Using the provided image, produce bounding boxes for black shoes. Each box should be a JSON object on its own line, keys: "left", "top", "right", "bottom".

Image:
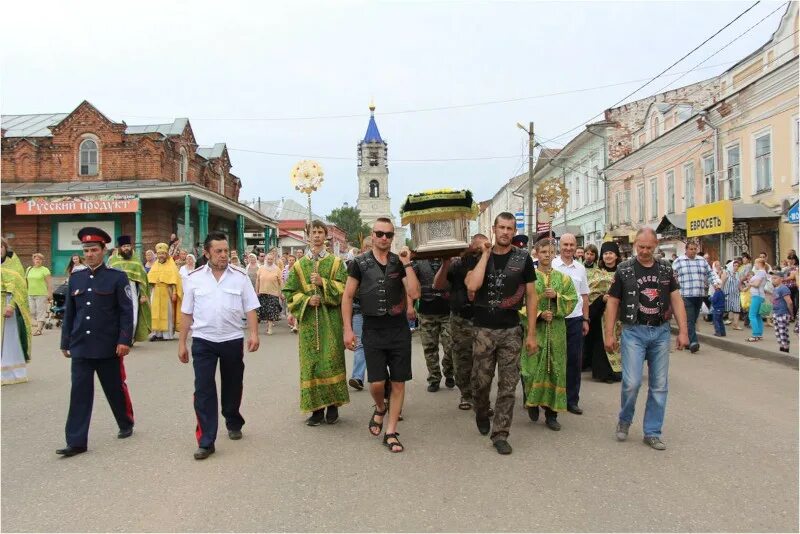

{"left": 567, "top": 404, "right": 583, "bottom": 415}
{"left": 427, "top": 382, "right": 440, "bottom": 392}
{"left": 527, "top": 407, "right": 540, "bottom": 422}
{"left": 689, "top": 343, "right": 700, "bottom": 353}
{"left": 56, "top": 446, "right": 87, "bottom": 457}
{"left": 476, "top": 415, "right": 490, "bottom": 436}
{"left": 228, "top": 429, "right": 243, "bottom": 440}
{"left": 193, "top": 445, "right": 215, "bottom": 460}
{"left": 348, "top": 378, "right": 364, "bottom": 390}
{"left": 117, "top": 427, "right": 134, "bottom": 439}
{"left": 306, "top": 409, "right": 325, "bottom": 426}
{"left": 493, "top": 439, "right": 512, "bottom": 455}
{"left": 444, "top": 377, "right": 455, "bottom": 389}
{"left": 545, "top": 418, "right": 562, "bottom": 431}
{"left": 326, "top": 405, "right": 339, "bottom": 425}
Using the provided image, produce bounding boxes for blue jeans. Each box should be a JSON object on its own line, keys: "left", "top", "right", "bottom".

{"left": 619, "top": 323, "right": 670, "bottom": 438}
{"left": 712, "top": 310, "right": 726, "bottom": 336}
{"left": 682, "top": 296, "right": 703, "bottom": 346}
{"left": 351, "top": 313, "right": 366, "bottom": 382}
{"left": 749, "top": 295, "right": 764, "bottom": 337}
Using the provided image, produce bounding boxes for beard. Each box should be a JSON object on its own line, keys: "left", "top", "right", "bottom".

{"left": 120, "top": 250, "right": 133, "bottom": 260}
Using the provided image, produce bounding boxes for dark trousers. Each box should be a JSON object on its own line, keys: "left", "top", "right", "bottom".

{"left": 565, "top": 317, "right": 584, "bottom": 407}
{"left": 683, "top": 296, "right": 704, "bottom": 345}
{"left": 65, "top": 357, "right": 134, "bottom": 447}
{"left": 712, "top": 310, "right": 726, "bottom": 336}
{"left": 192, "top": 337, "right": 245, "bottom": 448}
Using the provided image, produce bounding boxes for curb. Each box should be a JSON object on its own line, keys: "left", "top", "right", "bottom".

{"left": 670, "top": 325, "right": 798, "bottom": 369}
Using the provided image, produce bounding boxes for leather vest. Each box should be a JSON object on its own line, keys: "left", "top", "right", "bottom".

{"left": 416, "top": 259, "right": 448, "bottom": 302}
{"left": 474, "top": 247, "right": 528, "bottom": 311}
{"left": 356, "top": 251, "right": 406, "bottom": 317}
{"left": 617, "top": 258, "right": 674, "bottom": 325}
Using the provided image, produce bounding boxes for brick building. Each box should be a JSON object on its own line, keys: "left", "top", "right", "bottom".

{"left": 1, "top": 101, "right": 277, "bottom": 274}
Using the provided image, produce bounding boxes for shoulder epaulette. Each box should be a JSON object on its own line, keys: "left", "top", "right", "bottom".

{"left": 228, "top": 265, "right": 246, "bottom": 275}
{"left": 188, "top": 266, "right": 204, "bottom": 276}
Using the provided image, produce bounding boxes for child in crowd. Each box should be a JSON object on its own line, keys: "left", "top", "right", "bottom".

{"left": 711, "top": 284, "right": 727, "bottom": 337}
{"left": 770, "top": 272, "right": 794, "bottom": 353}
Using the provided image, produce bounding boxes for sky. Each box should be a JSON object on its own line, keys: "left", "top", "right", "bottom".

{"left": 1, "top": 1, "right": 789, "bottom": 220}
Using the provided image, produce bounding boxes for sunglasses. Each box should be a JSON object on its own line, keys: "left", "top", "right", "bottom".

{"left": 374, "top": 231, "right": 395, "bottom": 239}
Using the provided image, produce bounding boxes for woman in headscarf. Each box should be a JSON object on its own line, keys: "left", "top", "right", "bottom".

{"left": 246, "top": 253, "right": 259, "bottom": 289}
{"left": 256, "top": 252, "right": 283, "bottom": 335}
{"left": 722, "top": 257, "right": 743, "bottom": 330}
{"left": 178, "top": 254, "right": 196, "bottom": 281}
{"left": 585, "top": 241, "right": 622, "bottom": 383}
{"left": 143, "top": 249, "right": 156, "bottom": 273}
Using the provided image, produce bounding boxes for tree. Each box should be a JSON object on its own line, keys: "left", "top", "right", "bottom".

{"left": 327, "top": 205, "right": 372, "bottom": 247}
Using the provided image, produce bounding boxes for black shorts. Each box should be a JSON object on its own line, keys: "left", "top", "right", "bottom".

{"left": 363, "top": 324, "right": 412, "bottom": 383}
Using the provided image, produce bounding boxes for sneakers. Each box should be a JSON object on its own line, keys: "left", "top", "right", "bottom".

{"left": 493, "top": 439, "right": 513, "bottom": 455}
{"left": 348, "top": 378, "right": 364, "bottom": 390}
{"left": 643, "top": 436, "right": 667, "bottom": 450}
{"left": 615, "top": 421, "right": 630, "bottom": 441}
{"left": 427, "top": 382, "right": 440, "bottom": 393}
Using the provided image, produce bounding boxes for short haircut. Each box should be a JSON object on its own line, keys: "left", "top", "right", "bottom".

{"left": 494, "top": 212, "right": 515, "bottom": 226}
{"left": 310, "top": 219, "right": 328, "bottom": 236}
{"left": 32, "top": 252, "right": 45, "bottom": 260}
{"left": 636, "top": 227, "right": 657, "bottom": 240}
{"left": 204, "top": 231, "right": 228, "bottom": 251}
{"left": 374, "top": 217, "right": 394, "bottom": 229}
{"left": 741, "top": 252, "right": 751, "bottom": 260}
{"left": 535, "top": 238, "right": 556, "bottom": 250}
{"left": 471, "top": 233, "right": 488, "bottom": 240}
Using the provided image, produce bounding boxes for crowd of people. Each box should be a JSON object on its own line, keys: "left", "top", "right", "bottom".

{"left": 0, "top": 219, "right": 797, "bottom": 459}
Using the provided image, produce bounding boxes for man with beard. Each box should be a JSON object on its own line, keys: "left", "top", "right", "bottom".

{"left": 108, "top": 236, "right": 152, "bottom": 344}
{"left": 465, "top": 212, "right": 538, "bottom": 455}
{"left": 433, "top": 233, "right": 488, "bottom": 411}
{"left": 148, "top": 243, "right": 182, "bottom": 341}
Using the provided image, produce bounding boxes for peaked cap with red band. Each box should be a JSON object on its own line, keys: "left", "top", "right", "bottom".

{"left": 77, "top": 226, "right": 112, "bottom": 248}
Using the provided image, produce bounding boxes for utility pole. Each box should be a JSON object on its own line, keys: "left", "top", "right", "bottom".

{"left": 517, "top": 121, "right": 535, "bottom": 252}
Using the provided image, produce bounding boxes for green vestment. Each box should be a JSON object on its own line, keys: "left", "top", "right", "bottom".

{"left": 108, "top": 256, "right": 153, "bottom": 342}
{"left": 283, "top": 253, "right": 350, "bottom": 413}
{"left": 1, "top": 264, "right": 32, "bottom": 363}
{"left": 520, "top": 269, "right": 577, "bottom": 411}
{"left": 587, "top": 267, "right": 622, "bottom": 373}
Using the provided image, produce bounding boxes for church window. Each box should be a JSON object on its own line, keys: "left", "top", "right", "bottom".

{"left": 369, "top": 180, "right": 380, "bottom": 198}
{"left": 79, "top": 138, "right": 98, "bottom": 176}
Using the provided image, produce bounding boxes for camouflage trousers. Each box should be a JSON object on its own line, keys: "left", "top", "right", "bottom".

{"left": 471, "top": 325, "right": 523, "bottom": 441}
{"left": 450, "top": 314, "right": 475, "bottom": 400}
{"left": 418, "top": 313, "right": 453, "bottom": 384}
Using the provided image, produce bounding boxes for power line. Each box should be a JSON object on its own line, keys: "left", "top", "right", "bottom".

{"left": 535, "top": 1, "right": 765, "bottom": 146}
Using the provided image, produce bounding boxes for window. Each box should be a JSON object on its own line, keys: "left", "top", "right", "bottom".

{"left": 703, "top": 155, "right": 716, "bottom": 203}
{"left": 637, "top": 184, "right": 645, "bottom": 223}
{"left": 683, "top": 163, "right": 695, "bottom": 209}
{"left": 583, "top": 173, "right": 589, "bottom": 206}
{"left": 666, "top": 170, "right": 675, "bottom": 214}
{"left": 575, "top": 176, "right": 581, "bottom": 208}
{"left": 179, "top": 148, "right": 188, "bottom": 182}
{"left": 624, "top": 190, "right": 631, "bottom": 223}
{"left": 650, "top": 115, "right": 660, "bottom": 140}
{"left": 726, "top": 145, "right": 741, "bottom": 199}
{"left": 79, "top": 139, "right": 98, "bottom": 176}
{"left": 218, "top": 169, "right": 225, "bottom": 195}
{"left": 369, "top": 180, "right": 379, "bottom": 198}
{"left": 649, "top": 177, "right": 658, "bottom": 220}
{"left": 638, "top": 133, "right": 646, "bottom": 146}
{"left": 754, "top": 132, "right": 772, "bottom": 193}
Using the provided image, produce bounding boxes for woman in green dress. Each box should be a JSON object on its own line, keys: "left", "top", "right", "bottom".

{"left": 520, "top": 238, "right": 577, "bottom": 431}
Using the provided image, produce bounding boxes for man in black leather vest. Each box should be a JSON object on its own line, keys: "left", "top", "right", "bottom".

{"left": 411, "top": 257, "right": 454, "bottom": 392}
{"left": 342, "top": 218, "right": 420, "bottom": 453}
{"left": 605, "top": 228, "right": 688, "bottom": 451}
{"left": 465, "top": 212, "right": 538, "bottom": 455}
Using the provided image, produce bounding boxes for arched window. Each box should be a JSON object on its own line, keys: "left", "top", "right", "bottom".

{"left": 369, "top": 180, "right": 379, "bottom": 198}
{"left": 649, "top": 115, "right": 660, "bottom": 140}
{"left": 179, "top": 148, "right": 188, "bottom": 182}
{"left": 79, "top": 139, "right": 98, "bottom": 176}
{"left": 218, "top": 169, "right": 225, "bottom": 195}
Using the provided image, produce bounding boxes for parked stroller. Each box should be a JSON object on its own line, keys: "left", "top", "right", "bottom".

{"left": 46, "top": 281, "right": 69, "bottom": 329}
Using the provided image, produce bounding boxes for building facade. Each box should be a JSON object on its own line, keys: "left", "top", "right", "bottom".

{"left": 1, "top": 101, "right": 276, "bottom": 274}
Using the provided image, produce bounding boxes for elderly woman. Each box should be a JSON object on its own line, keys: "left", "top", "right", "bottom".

{"left": 256, "top": 252, "right": 283, "bottom": 335}
{"left": 178, "top": 254, "right": 196, "bottom": 281}
{"left": 722, "top": 258, "right": 742, "bottom": 330}
{"left": 246, "top": 253, "right": 259, "bottom": 289}
{"left": 585, "top": 242, "right": 622, "bottom": 383}
{"left": 144, "top": 249, "right": 156, "bottom": 273}
{"left": 26, "top": 253, "right": 52, "bottom": 336}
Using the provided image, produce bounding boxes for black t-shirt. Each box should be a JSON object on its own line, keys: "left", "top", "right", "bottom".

{"left": 447, "top": 258, "right": 473, "bottom": 319}
{"left": 414, "top": 260, "right": 450, "bottom": 316}
{"left": 465, "top": 249, "right": 537, "bottom": 329}
{"left": 348, "top": 256, "right": 407, "bottom": 330}
{"left": 608, "top": 259, "right": 680, "bottom": 324}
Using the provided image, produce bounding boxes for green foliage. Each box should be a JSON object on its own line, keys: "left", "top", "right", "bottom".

{"left": 327, "top": 205, "right": 372, "bottom": 247}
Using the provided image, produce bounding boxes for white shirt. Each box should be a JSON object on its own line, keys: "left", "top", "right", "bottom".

{"left": 181, "top": 264, "right": 260, "bottom": 342}
{"left": 552, "top": 256, "right": 589, "bottom": 319}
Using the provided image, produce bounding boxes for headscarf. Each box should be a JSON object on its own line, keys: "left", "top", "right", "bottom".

{"left": 599, "top": 241, "right": 621, "bottom": 272}
{"left": 155, "top": 242, "right": 169, "bottom": 254}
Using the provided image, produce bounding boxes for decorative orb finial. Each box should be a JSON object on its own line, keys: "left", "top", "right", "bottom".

{"left": 369, "top": 98, "right": 376, "bottom": 113}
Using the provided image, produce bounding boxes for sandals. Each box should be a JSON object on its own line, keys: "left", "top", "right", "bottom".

{"left": 369, "top": 406, "right": 386, "bottom": 436}
{"left": 458, "top": 398, "right": 473, "bottom": 410}
{"left": 745, "top": 336, "right": 762, "bottom": 342}
{"left": 383, "top": 432, "right": 404, "bottom": 453}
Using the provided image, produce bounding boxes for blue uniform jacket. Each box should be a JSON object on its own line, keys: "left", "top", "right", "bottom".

{"left": 60, "top": 263, "right": 134, "bottom": 359}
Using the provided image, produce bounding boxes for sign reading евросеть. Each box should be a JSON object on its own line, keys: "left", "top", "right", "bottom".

{"left": 686, "top": 200, "right": 733, "bottom": 237}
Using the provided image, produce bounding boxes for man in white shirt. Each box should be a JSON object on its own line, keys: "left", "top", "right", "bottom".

{"left": 178, "top": 231, "right": 260, "bottom": 460}
{"left": 552, "top": 233, "right": 590, "bottom": 414}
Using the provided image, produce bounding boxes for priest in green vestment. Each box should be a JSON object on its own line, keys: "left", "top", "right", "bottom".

{"left": 283, "top": 220, "right": 350, "bottom": 426}
{"left": 520, "top": 238, "right": 577, "bottom": 430}
{"left": 1, "top": 242, "right": 32, "bottom": 385}
{"left": 108, "top": 236, "right": 152, "bottom": 343}
{"left": 1, "top": 238, "right": 25, "bottom": 279}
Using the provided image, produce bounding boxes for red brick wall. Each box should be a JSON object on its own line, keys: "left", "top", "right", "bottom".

{"left": 2, "top": 206, "right": 53, "bottom": 269}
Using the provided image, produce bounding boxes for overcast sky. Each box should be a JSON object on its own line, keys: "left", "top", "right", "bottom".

{"left": 1, "top": 1, "right": 788, "bottom": 219}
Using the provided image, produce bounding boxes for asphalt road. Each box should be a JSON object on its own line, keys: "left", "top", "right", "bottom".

{"left": 2, "top": 323, "right": 797, "bottom": 532}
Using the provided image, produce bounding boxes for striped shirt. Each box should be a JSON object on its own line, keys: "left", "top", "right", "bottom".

{"left": 673, "top": 255, "right": 720, "bottom": 298}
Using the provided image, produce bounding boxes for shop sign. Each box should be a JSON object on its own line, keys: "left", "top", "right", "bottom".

{"left": 686, "top": 200, "right": 733, "bottom": 237}
{"left": 16, "top": 194, "right": 139, "bottom": 215}
{"left": 787, "top": 201, "right": 799, "bottom": 224}
{"left": 536, "top": 221, "right": 552, "bottom": 232}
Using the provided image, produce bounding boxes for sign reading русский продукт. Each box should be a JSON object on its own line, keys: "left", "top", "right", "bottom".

{"left": 15, "top": 195, "right": 139, "bottom": 215}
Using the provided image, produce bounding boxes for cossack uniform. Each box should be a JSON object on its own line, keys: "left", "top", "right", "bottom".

{"left": 58, "top": 227, "right": 135, "bottom": 457}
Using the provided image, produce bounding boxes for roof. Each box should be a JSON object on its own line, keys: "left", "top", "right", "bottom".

{"left": 656, "top": 204, "right": 779, "bottom": 232}
{"left": 533, "top": 147, "right": 561, "bottom": 174}
{"left": 363, "top": 113, "right": 383, "bottom": 144}
{"left": 196, "top": 143, "right": 227, "bottom": 160}
{"left": 255, "top": 198, "right": 329, "bottom": 223}
{"left": 1, "top": 113, "right": 69, "bottom": 137}
{"left": 125, "top": 118, "right": 188, "bottom": 136}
